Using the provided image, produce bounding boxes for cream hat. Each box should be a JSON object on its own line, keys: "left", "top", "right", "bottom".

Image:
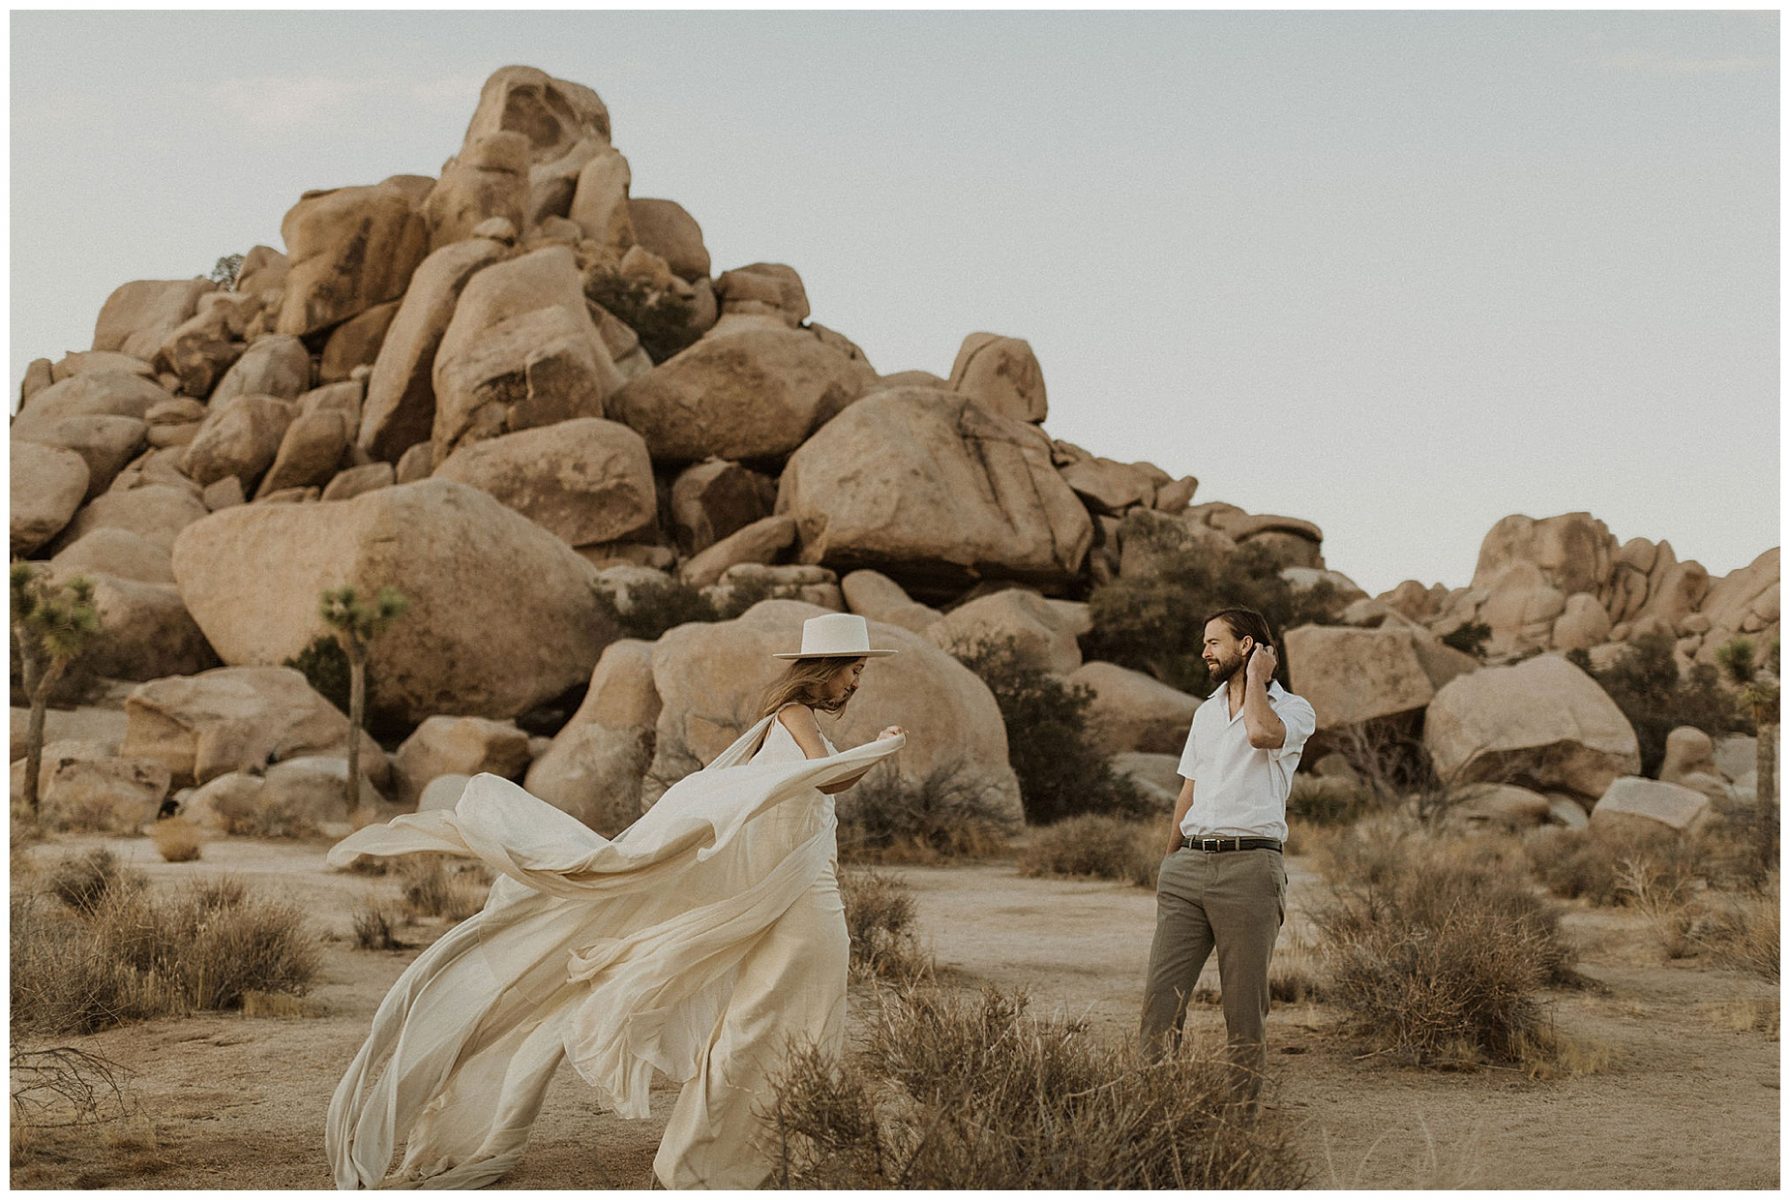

{"left": 772, "top": 613, "right": 898, "bottom": 660}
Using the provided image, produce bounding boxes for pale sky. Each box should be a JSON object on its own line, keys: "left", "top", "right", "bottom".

{"left": 10, "top": 10, "right": 1780, "bottom": 596}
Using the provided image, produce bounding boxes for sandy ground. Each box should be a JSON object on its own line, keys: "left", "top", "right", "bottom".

{"left": 10, "top": 835, "right": 1780, "bottom": 1189}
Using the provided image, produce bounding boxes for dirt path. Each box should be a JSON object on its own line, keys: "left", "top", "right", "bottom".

{"left": 11, "top": 837, "right": 1779, "bottom": 1189}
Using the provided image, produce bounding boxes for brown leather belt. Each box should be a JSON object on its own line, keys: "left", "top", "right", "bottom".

{"left": 1181, "top": 836, "right": 1282, "bottom": 853}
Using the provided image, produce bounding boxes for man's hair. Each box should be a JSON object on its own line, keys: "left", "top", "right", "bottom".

{"left": 1206, "top": 606, "right": 1275, "bottom": 650}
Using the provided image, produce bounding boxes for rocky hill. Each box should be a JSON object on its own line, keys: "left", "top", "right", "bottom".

{"left": 10, "top": 66, "right": 1778, "bottom": 839}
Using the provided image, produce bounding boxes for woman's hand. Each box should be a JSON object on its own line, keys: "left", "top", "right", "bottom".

{"left": 876, "top": 725, "right": 907, "bottom": 741}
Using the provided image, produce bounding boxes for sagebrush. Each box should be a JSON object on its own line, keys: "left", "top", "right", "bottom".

{"left": 1018, "top": 813, "right": 1163, "bottom": 887}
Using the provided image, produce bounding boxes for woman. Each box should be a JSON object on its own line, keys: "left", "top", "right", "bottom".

{"left": 325, "top": 613, "right": 905, "bottom": 1189}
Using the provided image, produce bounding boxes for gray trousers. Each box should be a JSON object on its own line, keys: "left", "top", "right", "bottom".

{"left": 1138, "top": 847, "right": 1287, "bottom": 1100}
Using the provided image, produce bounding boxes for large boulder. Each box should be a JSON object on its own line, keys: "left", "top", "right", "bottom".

{"left": 1067, "top": 662, "right": 1200, "bottom": 756}
{"left": 840, "top": 570, "right": 942, "bottom": 634}
{"left": 11, "top": 441, "right": 89, "bottom": 554}
{"left": 320, "top": 301, "right": 400, "bottom": 384}
{"left": 1693, "top": 548, "right": 1780, "bottom": 667}
{"left": 679, "top": 515, "right": 797, "bottom": 589}
{"left": 1059, "top": 457, "right": 1156, "bottom": 515}
{"left": 1590, "top": 776, "right": 1714, "bottom": 838}
{"left": 643, "top": 599, "right": 1023, "bottom": 827}
{"left": 562, "top": 638, "right": 662, "bottom": 735}
{"left": 12, "top": 371, "right": 173, "bottom": 435}
{"left": 209, "top": 335, "right": 311, "bottom": 405}
{"left": 608, "top": 326, "right": 868, "bottom": 463}
{"left": 51, "top": 528, "right": 175, "bottom": 585}
{"left": 49, "top": 569, "right": 217, "bottom": 681}
{"left": 423, "top": 131, "right": 529, "bottom": 250}
{"left": 668, "top": 458, "right": 775, "bottom": 557}
{"left": 1472, "top": 512, "right": 1618, "bottom": 603}
{"left": 432, "top": 417, "right": 654, "bottom": 547}
{"left": 13, "top": 415, "right": 147, "bottom": 500}
{"left": 179, "top": 394, "right": 297, "bottom": 490}
{"left": 627, "top": 199, "right": 710, "bottom": 282}
{"left": 1449, "top": 783, "right": 1554, "bottom": 831}
{"left": 155, "top": 304, "right": 245, "bottom": 398}
{"left": 360, "top": 237, "right": 509, "bottom": 462}
{"left": 568, "top": 148, "right": 636, "bottom": 253}
{"left": 92, "top": 278, "right": 214, "bottom": 360}
{"left": 713, "top": 263, "right": 809, "bottom": 328}
{"left": 1285, "top": 624, "right": 1477, "bottom": 732}
{"left": 47, "top": 484, "right": 208, "bottom": 556}
{"left": 1423, "top": 653, "right": 1641, "bottom": 801}
{"left": 431, "top": 245, "right": 623, "bottom": 461}
{"left": 462, "top": 66, "right": 611, "bottom": 170}
{"left": 523, "top": 723, "right": 652, "bottom": 836}
{"left": 255, "top": 409, "right": 353, "bottom": 498}
{"left": 9, "top": 740, "right": 170, "bottom": 833}
{"left": 9, "top": 706, "right": 130, "bottom": 759}
{"left": 926, "top": 588, "right": 1083, "bottom": 675}
{"left": 392, "top": 715, "right": 532, "bottom": 808}
{"left": 777, "top": 388, "right": 1092, "bottom": 594}
{"left": 948, "top": 332, "right": 1047, "bottom": 423}
{"left": 277, "top": 182, "right": 430, "bottom": 337}
{"left": 1111, "top": 751, "right": 1185, "bottom": 806}
{"left": 170, "top": 480, "right": 615, "bottom": 723}
{"left": 121, "top": 666, "right": 386, "bottom": 788}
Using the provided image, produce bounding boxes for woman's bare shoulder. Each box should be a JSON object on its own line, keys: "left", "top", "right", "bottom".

{"left": 775, "top": 702, "right": 821, "bottom": 733}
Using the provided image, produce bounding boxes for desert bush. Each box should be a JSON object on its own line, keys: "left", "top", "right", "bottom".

{"left": 585, "top": 268, "right": 700, "bottom": 364}
{"left": 1288, "top": 774, "right": 1374, "bottom": 826}
{"left": 398, "top": 854, "right": 491, "bottom": 921}
{"left": 150, "top": 816, "right": 204, "bottom": 863}
{"left": 589, "top": 572, "right": 776, "bottom": 642}
{"left": 1017, "top": 814, "right": 1162, "bottom": 887}
{"left": 350, "top": 897, "right": 403, "bottom": 951}
{"left": 47, "top": 849, "right": 142, "bottom": 916}
{"left": 1574, "top": 632, "right": 1743, "bottom": 776}
{"left": 950, "top": 635, "right": 1148, "bottom": 824}
{"left": 838, "top": 761, "right": 1014, "bottom": 864}
{"left": 838, "top": 867, "right": 930, "bottom": 984}
{"left": 1523, "top": 822, "right": 1738, "bottom": 907}
{"left": 13, "top": 872, "right": 318, "bottom": 1036}
{"left": 1311, "top": 820, "right": 1579, "bottom": 1070}
{"left": 1083, "top": 536, "right": 1346, "bottom": 693}
{"left": 763, "top": 984, "right": 1308, "bottom": 1188}
{"left": 282, "top": 634, "right": 353, "bottom": 715}
{"left": 9, "top": 1046, "right": 132, "bottom": 1136}
{"left": 1693, "top": 877, "right": 1780, "bottom": 980}
{"left": 1441, "top": 621, "right": 1492, "bottom": 658}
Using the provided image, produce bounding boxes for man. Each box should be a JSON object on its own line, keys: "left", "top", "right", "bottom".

{"left": 1138, "top": 606, "right": 1317, "bottom": 1107}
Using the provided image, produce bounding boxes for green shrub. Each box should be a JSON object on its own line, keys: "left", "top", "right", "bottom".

{"left": 764, "top": 985, "right": 1309, "bottom": 1188}
{"left": 585, "top": 269, "right": 700, "bottom": 364}
{"left": 837, "top": 761, "right": 1014, "bottom": 863}
{"left": 1017, "top": 814, "right": 1162, "bottom": 887}
{"left": 588, "top": 572, "right": 777, "bottom": 642}
{"left": 283, "top": 634, "right": 352, "bottom": 715}
{"left": 1083, "top": 537, "right": 1345, "bottom": 693}
{"left": 950, "top": 636, "right": 1148, "bottom": 824}
{"left": 1441, "top": 621, "right": 1492, "bottom": 658}
{"left": 1579, "top": 632, "right": 1743, "bottom": 775}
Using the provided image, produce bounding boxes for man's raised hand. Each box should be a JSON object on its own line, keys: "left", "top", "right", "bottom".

{"left": 1246, "top": 643, "right": 1277, "bottom": 687}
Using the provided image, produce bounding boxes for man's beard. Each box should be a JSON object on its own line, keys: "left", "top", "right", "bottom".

{"left": 1206, "top": 653, "right": 1243, "bottom": 685}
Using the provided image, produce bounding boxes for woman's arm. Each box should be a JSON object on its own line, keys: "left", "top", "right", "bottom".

{"left": 776, "top": 704, "right": 888, "bottom": 795}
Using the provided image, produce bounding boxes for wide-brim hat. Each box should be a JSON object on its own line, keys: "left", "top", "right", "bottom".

{"left": 772, "top": 613, "right": 898, "bottom": 659}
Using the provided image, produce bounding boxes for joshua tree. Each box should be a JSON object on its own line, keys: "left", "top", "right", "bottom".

{"left": 319, "top": 584, "right": 408, "bottom": 811}
{"left": 10, "top": 563, "right": 101, "bottom": 815}
{"left": 1716, "top": 635, "right": 1779, "bottom": 875}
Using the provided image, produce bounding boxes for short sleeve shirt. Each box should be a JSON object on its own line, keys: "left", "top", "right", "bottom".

{"left": 1176, "top": 680, "right": 1317, "bottom": 841}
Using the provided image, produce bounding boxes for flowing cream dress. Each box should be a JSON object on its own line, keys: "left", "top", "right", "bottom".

{"left": 324, "top": 710, "right": 898, "bottom": 1190}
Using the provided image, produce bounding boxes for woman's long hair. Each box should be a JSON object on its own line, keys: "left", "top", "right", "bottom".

{"left": 758, "top": 657, "right": 862, "bottom": 720}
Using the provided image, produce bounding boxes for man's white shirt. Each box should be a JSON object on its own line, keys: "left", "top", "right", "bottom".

{"left": 1176, "top": 679, "right": 1317, "bottom": 842}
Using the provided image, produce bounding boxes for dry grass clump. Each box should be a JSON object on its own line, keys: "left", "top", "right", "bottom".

{"left": 1016, "top": 814, "right": 1163, "bottom": 887}
{"left": 838, "top": 867, "right": 931, "bottom": 984}
{"left": 1311, "top": 818, "right": 1585, "bottom": 1072}
{"left": 764, "top": 984, "right": 1308, "bottom": 1188}
{"left": 1288, "top": 774, "right": 1375, "bottom": 827}
{"left": 350, "top": 896, "right": 405, "bottom": 951}
{"left": 1523, "top": 824, "right": 1707, "bottom": 907}
{"left": 47, "top": 849, "right": 143, "bottom": 916}
{"left": 1686, "top": 876, "right": 1780, "bottom": 980}
{"left": 150, "top": 816, "right": 205, "bottom": 862}
{"left": 397, "top": 854, "right": 492, "bottom": 921}
{"left": 837, "top": 762, "right": 1014, "bottom": 864}
{"left": 12, "top": 867, "right": 319, "bottom": 1036}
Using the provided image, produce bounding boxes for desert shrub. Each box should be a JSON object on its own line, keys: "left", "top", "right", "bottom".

{"left": 585, "top": 268, "right": 700, "bottom": 364}
{"left": 1693, "top": 877, "right": 1779, "bottom": 980}
{"left": 150, "top": 816, "right": 204, "bottom": 863}
{"left": 1287, "top": 774, "right": 1374, "bottom": 826}
{"left": 950, "top": 635, "right": 1148, "bottom": 824}
{"left": 282, "top": 633, "right": 352, "bottom": 716}
{"left": 1311, "top": 820, "right": 1579, "bottom": 1069}
{"left": 398, "top": 854, "right": 491, "bottom": 921}
{"left": 837, "top": 761, "right": 1013, "bottom": 863}
{"left": 1017, "top": 814, "right": 1162, "bottom": 887}
{"left": 1522, "top": 824, "right": 1707, "bottom": 907}
{"left": 1577, "top": 632, "right": 1743, "bottom": 775}
{"left": 350, "top": 897, "right": 403, "bottom": 951}
{"left": 9, "top": 1046, "right": 131, "bottom": 1133}
{"left": 208, "top": 253, "right": 243, "bottom": 287}
{"left": 47, "top": 849, "right": 142, "bottom": 916}
{"left": 837, "top": 867, "right": 930, "bottom": 983}
{"left": 764, "top": 984, "right": 1309, "bottom": 1188}
{"left": 1083, "top": 537, "right": 1346, "bottom": 693}
{"left": 588, "top": 572, "right": 777, "bottom": 642}
{"left": 13, "top": 873, "right": 318, "bottom": 1036}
